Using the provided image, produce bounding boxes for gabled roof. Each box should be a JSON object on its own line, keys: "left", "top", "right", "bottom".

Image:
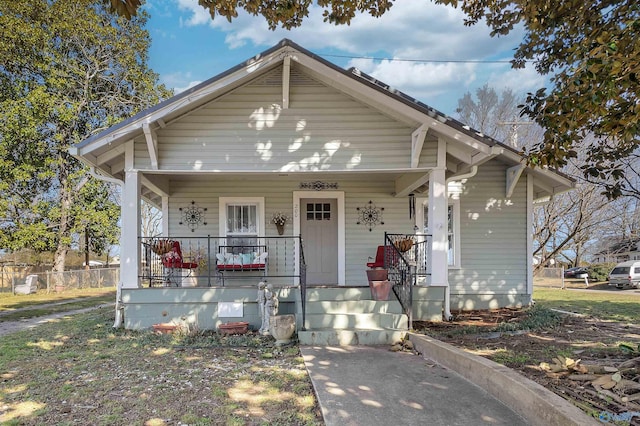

{"left": 71, "top": 38, "right": 573, "bottom": 202}
{"left": 596, "top": 237, "right": 640, "bottom": 256}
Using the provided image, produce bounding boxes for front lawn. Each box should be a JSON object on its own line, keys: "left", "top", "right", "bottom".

{"left": 0, "top": 307, "right": 322, "bottom": 425}
{"left": 534, "top": 287, "right": 640, "bottom": 323}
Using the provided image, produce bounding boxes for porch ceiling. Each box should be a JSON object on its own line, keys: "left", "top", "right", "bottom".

{"left": 139, "top": 170, "right": 433, "bottom": 205}
{"left": 138, "top": 157, "right": 571, "bottom": 208}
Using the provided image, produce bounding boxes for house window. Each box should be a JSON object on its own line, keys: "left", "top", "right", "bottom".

{"left": 219, "top": 197, "right": 265, "bottom": 247}
{"left": 421, "top": 199, "right": 460, "bottom": 267}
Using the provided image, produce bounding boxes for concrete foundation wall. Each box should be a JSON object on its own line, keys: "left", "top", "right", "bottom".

{"left": 122, "top": 287, "right": 298, "bottom": 330}
{"left": 412, "top": 285, "right": 445, "bottom": 321}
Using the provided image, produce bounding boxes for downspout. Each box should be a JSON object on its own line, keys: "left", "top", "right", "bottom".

{"left": 443, "top": 166, "right": 478, "bottom": 321}
{"left": 88, "top": 167, "right": 125, "bottom": 328}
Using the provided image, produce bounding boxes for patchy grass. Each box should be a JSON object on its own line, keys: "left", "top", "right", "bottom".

{"left": 490, "top": 349, "right": 532, "bottom": 366}
{"left": 534, "top": 287, "right": 640, "bottom": 323}
{"left": 0, "top": 288, "right": 116, "bottom": 312}
{"left": 0, "top": 307, "right": 322, "bottom": 425}
{"left": 0, "top": 293, "right": 115, "bottom": 322}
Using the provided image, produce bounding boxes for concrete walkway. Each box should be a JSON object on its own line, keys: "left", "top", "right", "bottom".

{"left": 301, "top": 345, "right": 529, "bottom": 426}
{"left": 301, "top": 339, "right": 600, "bottom": 426}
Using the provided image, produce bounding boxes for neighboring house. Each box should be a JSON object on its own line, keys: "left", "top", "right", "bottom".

{"left": 594, "top": 238, "right": 640, "bottom": 263}
{"left": 70, "top": 39, "right": 573, "bottom": 344}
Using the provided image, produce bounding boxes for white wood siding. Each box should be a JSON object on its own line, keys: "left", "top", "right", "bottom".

{"left": 449, "top": 159, "right": 528, "bottom": 309}
{"left": 342, "top": 180, "right": 418, "bottom": 285}
{"left": 418, "top": 136, "right": 438, "bottom": 168}
{"left": 147, "top": 64, "right": 414, "bottom": 172}
{"left": 134, "top": 136, "right": 151, "bottom": 169}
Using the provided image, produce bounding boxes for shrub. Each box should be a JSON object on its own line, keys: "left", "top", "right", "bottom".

{"left": 587, "top": 262, "right": 616, "bottom": 282}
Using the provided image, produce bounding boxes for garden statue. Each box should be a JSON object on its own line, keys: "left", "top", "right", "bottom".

{"left": 258, "top": 281, "right": 279, "bottom": 335}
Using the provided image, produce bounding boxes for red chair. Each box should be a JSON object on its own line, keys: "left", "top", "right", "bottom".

{"left": 366, "top": 246, "right": 386, "bottom": 268}
{"left": 161, "top": 241, "right": 198, "bottom": 270}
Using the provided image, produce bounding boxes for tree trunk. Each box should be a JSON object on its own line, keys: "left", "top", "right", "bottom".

{"left": 52, "top": 173, "right": 73, "bottom": 287}
{"left": 84, "top": 226, "right": 90, "bottom": 270}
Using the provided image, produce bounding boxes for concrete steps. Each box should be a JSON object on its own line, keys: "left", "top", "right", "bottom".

{"left": 298, "top": 286, "right": 408, "bottom": 346}
{"left": 298, "top": 328, "right": 407, "bottom": 346}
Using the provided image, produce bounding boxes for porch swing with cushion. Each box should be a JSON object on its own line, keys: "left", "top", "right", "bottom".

{"left": 215, "top": 245, "right": 268, "bottom": 285}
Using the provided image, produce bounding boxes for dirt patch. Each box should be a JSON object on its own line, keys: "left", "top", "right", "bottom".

{"left": 416, "top": 307, "right": 640, "bottom": 425}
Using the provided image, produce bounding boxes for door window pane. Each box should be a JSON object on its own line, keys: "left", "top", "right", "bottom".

{"left": 307, "top": 202, "right": 331, "bottom": 221}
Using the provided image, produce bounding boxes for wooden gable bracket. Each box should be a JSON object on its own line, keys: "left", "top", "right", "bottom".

{"left": 142, "top": 122, "right": 159, "bottom": 170}
{"left": 282, "top": 55, "right": 291, "bottom": 109}
{"left": 394, "top": 172, "right": 431, "bottom": 198}
{"left": 411, "top": 124, "right": 429, "bottom": 168}
{"left": 506, "top": 164, "right": 526, "bottom": 198}
{"left": 141, "top": 174, "right": 169, "bottom": 198}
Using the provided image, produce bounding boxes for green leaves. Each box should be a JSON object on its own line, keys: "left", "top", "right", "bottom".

{"left": 0, "top": 0, "right": 170, "bottom": 265}
{"left": 103, "top": 0, "right": 141, "bottom": 19}
{"left": 455, "top": 0, "right": 638, "bottom": 197}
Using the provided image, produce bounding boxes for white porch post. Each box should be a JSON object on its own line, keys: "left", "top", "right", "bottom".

{"left": 429, "top": 168, "right": 448, "bottom": 285}
{"left": 121, "top": 164, "right": 141, "bottom": 289}
{"left": 161, "top": 195, "right": 169, "bottom": 237}
{"left": 429, "top": 167, "right": 452, "bottom": 319}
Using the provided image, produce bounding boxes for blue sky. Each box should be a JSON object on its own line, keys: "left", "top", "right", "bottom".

{"left": 143, "top": 0, "right": 546, "bottom": 116}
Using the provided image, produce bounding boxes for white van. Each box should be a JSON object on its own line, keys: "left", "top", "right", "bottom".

{"left": 608, "top": 260, "right": 640, "bottom": 289}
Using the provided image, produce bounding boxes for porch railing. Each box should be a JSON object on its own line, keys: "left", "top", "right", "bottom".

{"left": 140, "top": 235, "right": 304, "bottom": 287}
{"left": 385, "top": 232, "right": 432, "bottom": 327}
{"left": 299, "top": 238, "right": 307, "bottom": 331}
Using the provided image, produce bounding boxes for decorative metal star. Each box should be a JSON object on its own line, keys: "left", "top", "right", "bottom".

{"left": 357, "top": 201, "right": 384, "bottom": 232}
{"left": 179, "top": 201, "right": 207, "bottom": 232}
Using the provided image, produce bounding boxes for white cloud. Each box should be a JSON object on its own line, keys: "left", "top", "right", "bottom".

{"left": 487, "top": 64, "right": 548, "bottom": 97}
{"left": 159, "top": 71, "right": 201, "bottom": 93}
{"left": 172, "top": 0, "right": 523, "bottom": 57}
{"left": 175, "top": 0, "right": 211, "bottom": 26}
{"left": 161, "top": 0, "right": 541, "bottom": 114}
{"left": 349, "top": 57, "right": 479, "bottom": 106}
{"left": 174, "top": 80, "right": 202, "bottom": 94}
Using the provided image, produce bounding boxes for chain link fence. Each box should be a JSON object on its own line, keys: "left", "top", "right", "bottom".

{"left": 1, "top": 268, "right": 119, "bottom": 294}
{"left": 533, "top": 267, "right": 565, "bottom": 288}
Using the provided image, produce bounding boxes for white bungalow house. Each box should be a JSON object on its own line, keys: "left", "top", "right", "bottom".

{"left": 70, "top": 39, "right": 573, "bottom": 345}
{"left": 594, "top": 238, "right": 640, "bottom": 264}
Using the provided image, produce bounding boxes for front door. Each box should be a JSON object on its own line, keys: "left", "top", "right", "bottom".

{"left": 301, "top": 198, "right": 338, "bottom": 284}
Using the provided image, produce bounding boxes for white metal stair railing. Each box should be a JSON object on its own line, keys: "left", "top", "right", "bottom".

{"left": 384, "top": 233, "right": 432, "bottom": 327}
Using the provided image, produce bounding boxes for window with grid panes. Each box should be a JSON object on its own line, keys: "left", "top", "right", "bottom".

{"left": 306, "top": 202, "right": 331, "bottom": 221}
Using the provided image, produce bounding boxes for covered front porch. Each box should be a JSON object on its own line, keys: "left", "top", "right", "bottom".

{"left": 123, "top": 232, "right": 446, "bottom": 342}
{"left": 111, "top": 162, "right": 454, "bottom": 337}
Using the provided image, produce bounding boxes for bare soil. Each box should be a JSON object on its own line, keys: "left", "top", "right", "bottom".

{"left": 416, "top": 301, "right": 640, "bottom": 425}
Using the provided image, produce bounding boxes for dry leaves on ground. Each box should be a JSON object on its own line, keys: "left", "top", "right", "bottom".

{"left": 417, "top": 308, "right": 640, "bottom": 425}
